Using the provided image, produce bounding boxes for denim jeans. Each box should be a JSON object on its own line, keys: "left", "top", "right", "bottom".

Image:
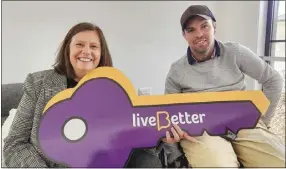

{"left": 125, "top": 148, "right": 162, "bottom": 168}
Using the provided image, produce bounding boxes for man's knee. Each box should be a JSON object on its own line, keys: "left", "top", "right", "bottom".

{"left": 180, "top": 132, "right": 239, "bottom": 167}
{"left": 233, "top": 120, "right": 285, "bottom": 167}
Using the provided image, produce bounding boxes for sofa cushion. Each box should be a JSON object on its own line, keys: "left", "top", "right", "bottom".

{"left": 1, "top": 83, "right": 24, "bottom": 125}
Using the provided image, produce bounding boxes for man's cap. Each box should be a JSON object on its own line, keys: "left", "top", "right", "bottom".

{"left": 180, "top": 5, "right": 216, "bottom": 30}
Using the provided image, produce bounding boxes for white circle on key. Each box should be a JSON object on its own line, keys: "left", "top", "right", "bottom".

{"left": 63, "top": 118, "right": 87, "bottom": 141}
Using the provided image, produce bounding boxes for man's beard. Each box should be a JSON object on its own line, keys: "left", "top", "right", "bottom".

{"left": 192, "top": 44, "right": 213, "bottom": 61}
{"left": 193, "top": 45, "right": 211, "bottom": 55}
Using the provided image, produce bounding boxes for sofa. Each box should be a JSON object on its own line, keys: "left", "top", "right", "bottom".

{"left": 1, "top": 83, "right": 24, "bottom": 126}
{"left": 1, "top": 83, "right": 24, "bottom": 167}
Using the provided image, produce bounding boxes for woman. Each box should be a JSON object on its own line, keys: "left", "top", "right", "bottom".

{"left": 3, "top": 22, "right": 113, "bottom": 167}
{"left": 3, "top": 22, "right": 189, "bottom": 168}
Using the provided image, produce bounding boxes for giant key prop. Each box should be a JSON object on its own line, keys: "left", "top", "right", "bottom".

{"left": 38, "top": 67, "right": 269, "bottom": 168}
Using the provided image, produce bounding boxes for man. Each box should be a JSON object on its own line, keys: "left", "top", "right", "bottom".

{"left": 164, "top": 5, "right": 285, "bottom": 167}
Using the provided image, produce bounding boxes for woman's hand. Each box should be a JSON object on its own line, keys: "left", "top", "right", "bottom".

{"left": 161, "top": 124, "right": 197, "bottom": 143}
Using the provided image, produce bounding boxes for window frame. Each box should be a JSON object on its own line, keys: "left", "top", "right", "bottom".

{"left": 264, "top": 1, "right": 285, "bottom": 58}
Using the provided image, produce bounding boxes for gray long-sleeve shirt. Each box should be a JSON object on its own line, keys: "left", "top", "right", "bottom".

{"left": 165, "top": 40, "right": 283, "bottom": 127}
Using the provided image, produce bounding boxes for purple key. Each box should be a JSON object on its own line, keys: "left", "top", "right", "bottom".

{"left": 37, "top": 70, "right": 268, "bottom": 168}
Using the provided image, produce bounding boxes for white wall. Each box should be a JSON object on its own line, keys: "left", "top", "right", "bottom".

{"left": 214, "top": 1, "right": 267, "bottom": 90}
{"left": 2, "top": 1, "right": 266, "bottom": 94}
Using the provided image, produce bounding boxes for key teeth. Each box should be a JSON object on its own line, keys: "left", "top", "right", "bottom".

{"left": 199, "top": 127, "right": 236, "bottom": 138}
{"left": 196, "top": 125, "right": 244, "bottom": 138}
{"left": 200, "top": 128, "right": 211, "bottom": 136}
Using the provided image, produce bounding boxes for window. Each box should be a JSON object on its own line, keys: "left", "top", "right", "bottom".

{"left": 265, "top": 0, "right": 285, "bottom": 91}
{"left": 264, "top": 1, "right": 285, "bottom": 142}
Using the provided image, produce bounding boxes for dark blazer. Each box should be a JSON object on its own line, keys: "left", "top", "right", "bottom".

{"left": 3, "top": 69, "right": 69, "bottom": 167}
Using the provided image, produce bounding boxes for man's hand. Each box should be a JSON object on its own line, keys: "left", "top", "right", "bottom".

{"left": 162, "top": 124, "right": 197, "bottom": 143}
